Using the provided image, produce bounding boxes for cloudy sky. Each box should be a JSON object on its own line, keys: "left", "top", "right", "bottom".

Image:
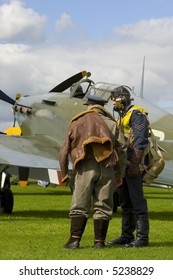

{"left": 0, "top": 0, "right": 173, "bottom": 130}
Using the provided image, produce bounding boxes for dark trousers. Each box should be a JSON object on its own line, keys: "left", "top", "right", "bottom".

{"left": 118, "top": 173, "right": 148, "bottom": 216}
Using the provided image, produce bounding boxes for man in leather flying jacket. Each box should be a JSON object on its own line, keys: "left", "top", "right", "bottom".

{"left": 59, "top": 95, "right": 126, "bottom": 249}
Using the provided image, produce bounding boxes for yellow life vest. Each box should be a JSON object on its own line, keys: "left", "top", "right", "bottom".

{"left": 118, "top": 105, "right": 148, "bottom": 135}
{"left": 117, "top": 105, "right": 148, "bottom": 147}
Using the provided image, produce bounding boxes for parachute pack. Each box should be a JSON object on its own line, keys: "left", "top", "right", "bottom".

{"left": 142, "top": 127, "right": 165, "bottom": 184}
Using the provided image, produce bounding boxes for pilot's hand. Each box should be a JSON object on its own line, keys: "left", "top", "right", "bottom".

{"left": 61, "top": 174, "right": 70, "bottom": 186}
{"left": 115, "top": 177, "right": 123, "bottom": 187}
{"left": 127, "top": 149, "right": 143, "bottom": 178}
{"left": 127, "top": 163, "right": 140, "bottom": 178}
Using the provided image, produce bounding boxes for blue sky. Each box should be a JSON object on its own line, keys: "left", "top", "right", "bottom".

{"left": 23, "top": 0, "right": 173, "bottom": 38}
{"left": 22, "top": 0, "right": 173, "bottom": 26}
{"left": 0, "top": 0, "right": 173, "bottom": 129}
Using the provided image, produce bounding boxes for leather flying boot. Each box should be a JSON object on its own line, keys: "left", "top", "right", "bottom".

{"left": 125, "top": 215, "right": 149, "bottom": 248}
{"left": 107, "top": 212, "right": 136, "bottom": 245}
{"left": 94, "top": 219, "right": 109, "bottom": 248}
{"left": 64, "top": 216, "right": 87, "bottom": 249}
{"left": 64, "top": 237, "right": 80, "bottom": 249}
{"left": 108, "top": 235, "right": 133, "bottom": 245}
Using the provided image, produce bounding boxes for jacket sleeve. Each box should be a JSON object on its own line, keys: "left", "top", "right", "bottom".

{"left": 114, "top": 125, "right": 127, "bottom": 178}
{"left": 130, "top": 110, "right": 149, "bottom": 149}
{"left": 59, "top": 126, "right": 71, "bottom": 182}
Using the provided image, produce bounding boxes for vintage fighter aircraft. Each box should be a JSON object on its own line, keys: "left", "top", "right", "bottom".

{"left": 0, "top": 68, "right": 173, "bottom": 213}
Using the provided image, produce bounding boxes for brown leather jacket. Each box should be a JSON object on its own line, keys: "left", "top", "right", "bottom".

{"left": 59, "top": 106, "right": 127, "bottom": 182}
{"left": 59, "top": 109, "right": 115, "bottom": 181}
{"left": 91, "top": 105, "right": 127, "bottom": 178}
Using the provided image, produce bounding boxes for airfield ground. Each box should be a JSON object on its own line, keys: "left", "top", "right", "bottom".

{"left": 0, "top": 182, "right": 173, "bottom": 260}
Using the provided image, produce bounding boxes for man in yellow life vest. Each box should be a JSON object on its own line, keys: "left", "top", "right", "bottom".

{"left": 108, "top": 86, "right": 149, "bottom": 248}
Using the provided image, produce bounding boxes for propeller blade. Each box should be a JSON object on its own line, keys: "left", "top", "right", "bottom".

{"left": 0, "top": 89, "right": 15, "bottom": 105}
{"left": 49, "top": 70, "right": 87, "bottom": 93}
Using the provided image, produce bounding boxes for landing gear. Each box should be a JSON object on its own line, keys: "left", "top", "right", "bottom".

{"left": 0, "top": 173, "right": 14, "bottom": 214}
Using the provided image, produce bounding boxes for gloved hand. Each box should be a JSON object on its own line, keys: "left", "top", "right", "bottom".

{"left": 127, "top": 149, "right": 144, "bottom": 178}
{"left": 61, "top": 174, "right": 70, "bottom": 186}
{"left": 115, "top": 177, "right": 123, "bottom": 187}
{"left": 127, "top": 163, "right": 140, "bottom": 178}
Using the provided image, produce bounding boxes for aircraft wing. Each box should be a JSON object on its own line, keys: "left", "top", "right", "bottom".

{"left": 0, "top": 134, "right": 61, "bottom": 170}
{"left": 158, "top": 140, "right": 173, "bottom": 161}
{"left": 155, "top": 160, "right": 173, "bottom": 186}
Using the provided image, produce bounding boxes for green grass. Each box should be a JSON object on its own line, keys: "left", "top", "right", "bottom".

{"left": 0, "top": 182, "right": 173, "bottom": 260}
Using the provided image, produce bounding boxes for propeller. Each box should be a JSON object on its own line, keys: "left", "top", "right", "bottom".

{"left": 0, "top": 90, "right": 31, "bottom": 129}
{"left": 49, "top": 70, "right": 87, "bottom": 93}
{"left": 0, "top": 89, "right": 16, "bottom": 105}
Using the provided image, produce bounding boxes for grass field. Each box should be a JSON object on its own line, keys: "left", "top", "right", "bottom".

{"left": 0, "top": 182, "right": 173, "bottom": 260}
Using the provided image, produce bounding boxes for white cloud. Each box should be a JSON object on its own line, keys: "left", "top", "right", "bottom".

{"left": 55, "top": 12, "right": 75, "bottom": 33}
{"left": 114, "top": 17, "right": 173, "bottom": 46}
{"left": 53, "top": 12, "right": 84, "bottom": 42}
{"left": 0, "top": 0, "right": 47, "bottom": 43}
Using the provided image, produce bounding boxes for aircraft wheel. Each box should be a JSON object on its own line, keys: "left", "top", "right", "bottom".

{"left": 0, "top": 188, "right": 14, "bottom": 214}
{"left": 0, "top": 191, "right": 5, "bottom": 213}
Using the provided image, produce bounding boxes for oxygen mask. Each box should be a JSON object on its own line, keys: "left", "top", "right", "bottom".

{"left": 112, "top": 97, "right": 125, "bottom": 112}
